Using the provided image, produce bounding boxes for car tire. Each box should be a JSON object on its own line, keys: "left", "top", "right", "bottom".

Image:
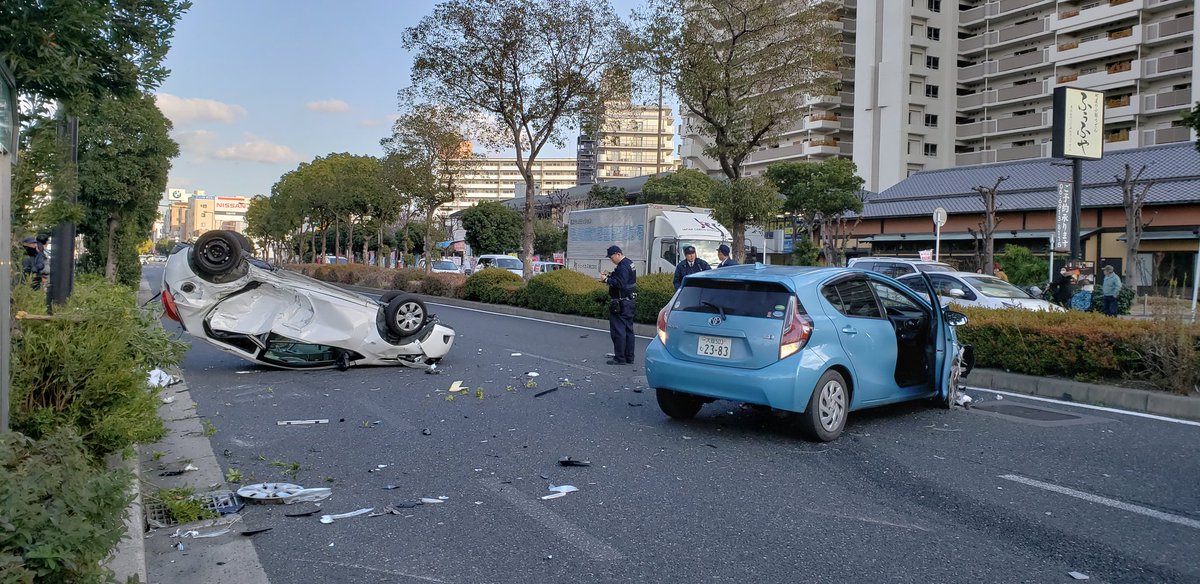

{"left": 192, "top": 230, "right": 245, "bottom": 279}
{"left": 336, "top": 351, "right": 351, "bottom": 372}
{"left": 379, "top": 291, "right": 402, "bottom": 304}
{"left": 230, "top": 231, "right": 254, "bottom": 254}
{"left": 384, "top": 295, "right": 428, "bottom": 338}
{"left": 798, "top": 370, "right": 849, "bottom": 442}
{"left": 656, "top": 388, "right": 703, "bottom": 420}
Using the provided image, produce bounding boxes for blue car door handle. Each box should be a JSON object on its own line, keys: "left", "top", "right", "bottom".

{"left": 841, "top": 326, "right": 858, "bottom": 335}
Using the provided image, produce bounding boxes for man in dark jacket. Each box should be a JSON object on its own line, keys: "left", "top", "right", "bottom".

{"left": 601, "top": 245, "right": 636, "bottom": 365}
{"left": 1049, "top": 267, "right": 1074, "bottom": 308}
{"left": 21, "top": 236, "right": 49, "bottom": 291}
{"left": 715, "top": 244, "right": 738, "bottom": 268}
{"left": 672, "top": 245, "right": 710, "bottom": 290}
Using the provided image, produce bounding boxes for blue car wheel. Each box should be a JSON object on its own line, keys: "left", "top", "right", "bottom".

{"left": 798, "top": 370, "right": 849, "bottom": 442}
{"left": 656, "top": 388, "right": 704, "bottom": 420}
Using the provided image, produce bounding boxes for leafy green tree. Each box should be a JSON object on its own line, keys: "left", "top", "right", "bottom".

{"left": 1183, "top": 103, "right": 1200, "bottom": 153}
{"left": 767, "top": 159, "right": 865, "bottom": 266}
{"left": 404, "top": 0, "right": 622, "bottom": 277}
{"left": 382, "top": 102, "right": 477, "bottom": 272}
{"left": 533, "top": 219, "right": 567, "bottom": 256}
{"left": 1, "top": 0, "right": 191, "bottom": 101}
{"left": 638, "top": 168, "right": 715, "bottom": 207}
{"left": 154, "top": 239, "right": 176, "bottom": 255}
{"left": 638, "top": 0, "right": 841, "bottom": 261}
{"left": 462, "top": 202, "right": 522, "bottom": 256}
{"left": 709, "top": 177, "right": 781, "bottom": 257}
{"left": 791, "top": 237, "right": 819, "bottom": 266}
{"left": 587, "top": 185, "right": 629, "bottom": 208}
{"left": 75, "top": 93, "right": 178, "bottom": 285}
{"left": 998, "top": 244, "right": 1049, "bottom": 288}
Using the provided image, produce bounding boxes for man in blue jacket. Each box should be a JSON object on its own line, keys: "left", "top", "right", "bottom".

{"left": 601, "top": 245, "right": 636, "bottom": 365}
{"left": 672, "top": 245, "right": 710, "bottom": 290}
{"left": 715, "top": 244, "right": 738, "bottom": 268}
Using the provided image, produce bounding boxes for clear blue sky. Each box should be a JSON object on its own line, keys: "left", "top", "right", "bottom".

{"left": 157, "top": 0, "right": 649, "bottom": 198}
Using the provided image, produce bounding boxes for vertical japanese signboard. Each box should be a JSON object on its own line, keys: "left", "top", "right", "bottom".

{"left": 1053, "top": 181, "right": 1072, "bottom": 252}
{"left": 1052, "top": 87, "right": 1104, "bottom": 160}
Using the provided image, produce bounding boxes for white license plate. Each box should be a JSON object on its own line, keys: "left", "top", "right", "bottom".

{"left": 697, "top": 335, "right": 732, "bottom": 359}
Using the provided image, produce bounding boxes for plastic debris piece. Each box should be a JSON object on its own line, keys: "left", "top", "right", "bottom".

{"left": 526, "top": 372, "right": 540, "bottom": 377}
{"left": 955, "top": 394, "right": 974, "bottom": 407}
{"left": 149, "top": 368, "right": 175, "bottom": 388}
{"left": 276, "top": 419, "right": 329, "bottom": 426}
{"left": 383, "top": 485, "right": 400, "bottom": 490}
{"left": 367, "top": 509, "right": 389, "bottom": 518}
{"left": 1068, "top": 572, "right": 1090, "bottom": 580}
{"left": 533, "top": 387, "right": 559, "bottom": 398}
{"left": 541, "top": 492, "right": 566, "bottom": 500}
{"left": 511, "top": 353, "right": 522, "bottom": 356}
{"left": 559, "top": 457, "right": 591, "bottom": 467}
{"left": 241, "top": 528, "right": 273, "bottom": 536}
{"left": 236, "top": 483, "right": 332, "bottom": 505}
{"left": 541, "top": 485, "right": 579, "bottom": 500}
{"left": 394, "top": 500, "right": 424, "bottom": 508}
{"left": 628, "top": 402, "right": 643, "bottom": 407}
{"left": 184, "top": 464, "right": 199, "bottom": 471}
{"left": 319, "top": 508, "right": 375, "bottom": 524}
{"left": 162, "top": 396, "right": 176, "bottom": 404}
{"left": 284, "top": 508, "right": 319, "bottom": 517}
{"left": 996, "top": 395, "right": 1004, "bottom": 400}
{"left": 175, "top": 542, "right": 185, "bottom": 551}
{"left": 420, "top": 498, "right": 445, "bottom": 504}
{"left": 421, "top": 428, "right": 432, "bottom": 436}
{"left": 448, "top": 381, "right": 466, "bottom": 393}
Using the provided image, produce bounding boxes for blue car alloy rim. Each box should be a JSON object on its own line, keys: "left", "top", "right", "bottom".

{"left": 818, "top": 379, "right": 846, "bottom": 432}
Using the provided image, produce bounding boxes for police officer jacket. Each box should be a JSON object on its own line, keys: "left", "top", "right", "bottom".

{"left": 673, "top": 258, "right": 710, "bottom": 289}
{"left": 608, "top": 258, "right": 636, "bottom": 299}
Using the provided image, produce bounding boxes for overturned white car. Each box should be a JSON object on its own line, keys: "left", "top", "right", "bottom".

{"left": 161, "top": 230, "right": 455, "bottom": 370}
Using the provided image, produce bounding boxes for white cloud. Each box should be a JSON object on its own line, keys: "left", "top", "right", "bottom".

{"left": 305, "top": 99, "right": 352, "bottom": 113}
{"left": 173, "top": 130, "right": 217, "bottom": 155}
{"left": 214, "top": 140, "right": 304, "bottom": 164}
{"left": 358, "top": 118, "right": 386, "bottom": 128}
{"left": 156, "top": 93, "right": 246, "bottom": 125}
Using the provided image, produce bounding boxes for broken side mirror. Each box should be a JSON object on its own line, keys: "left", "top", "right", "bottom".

{"left": 944, "top": 310, "right": 968, "bottom": 327}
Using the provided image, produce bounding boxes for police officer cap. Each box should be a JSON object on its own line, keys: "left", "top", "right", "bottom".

{"left": 606, "top": 245, "right": 622, "bottom": 257}
{"left": 683, "top": 245, "right": 696, "bottom": 254}
{"left": 717, "top": 244, "right": 730, "bottom": 254}
{"left": 20, "top": 237, "right": 38, "bottom": 247}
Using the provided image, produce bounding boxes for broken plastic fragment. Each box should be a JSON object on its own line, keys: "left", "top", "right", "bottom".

{"left": 421, "top": 428, "right": 432, "bottom": 436}
{"left": 184, "top": 464, "right": 199, "bottom": 471}
{"left": 236, "top": 483, "right": 331, "bottom": 504}
{"left": 559, "top": 458, "right": 591, "bottom": 467}
{"left": 533, "top": 387, "right": 559, "bottom": 398}
{"left": 541, "top": 485, "right": 579, "bottom": 500}
{"left": 1068, "top": 572, "right": 1090, "bottom": 581}
{"left": 420, "top": 498, "right": 445, "bottom": 504}
{"left": 149, "top": 368, "right": 175, "bottom": 388}
{"left": 241, "top": 528, "right": 273, "bottom": 536}
{"left": 448, "top": 381, "right": 466, "bottom": 393}
{"left": 162, "top": 396, "right": 176, "bottom": 404}
{"left": 319, "top": 508, "right": 375, "bottom": 524}
{"left": 276, "top": 419, "right": 329, "bottom": 426}
{"left": 525, "top": 372, "right": 540, "bottom": 377}
{"left": 955, "top": 394, "right": 974, "bottom": 407}
{"left": 511, "top": 352, "right": 522, "bottom": 356}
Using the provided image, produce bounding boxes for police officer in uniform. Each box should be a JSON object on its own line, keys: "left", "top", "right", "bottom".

{"left": 715, "top": 244, "right": 738, "bottom": 268}
{"left": 601, "top": 245, "right": 636, "bottom": 365}
{"left": 672, "top": 245, "right": 710, "bottom": 290}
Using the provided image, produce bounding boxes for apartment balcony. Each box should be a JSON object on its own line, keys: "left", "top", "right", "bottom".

{"left": 1105, "top": 129, "right": 1142, "bottom": 151}
{"left": 997, "top": 0, "right": 1053, "bottom": 15}
{"left": 745, "top": 142, "right": 806, "bottom": 165}
{"left": 1142, "top": 52, "right": 1193, "bottom": 77}
{"left": 1140, "top": 125, "right": 1193, "bottom": 146}
{"left": 997, "top": 80, "right": 1049, "bottom": 103}
{"left": 998, "top": 49, "right": 1048, "bottom": 73}
{"left": 806, "top": 94, "right": 841, "bottom": 106}
{"left": 956, "top": 120, "right": 996, "bottom": 139}
{"left": 806, "top": 137, "right": 841, "bottom": 157}
{"left": 1144, "top": 14, "right": 1194, "bottom": 44}
{"left": 959, "top": 33, "right": 991, "bottom": 54}
{"left": 958, "top": 60, "right": 999, "bottom": 82}
{"left": 996, "top": 111, "right": 1050, "bottom": 133}
{"left": 956, "top": 150, "right": 997, "bottom": 166}
{"left": 960, "top": 3, "right": 998, "bottom": 25}
{"left": 996, "top": 143, "right": 1045, "bottom": 162}
{"left": 958, "top": 91, "right": 989, "bottom": 110}
{"left": 1055, "top": 27, "right": 1142, "bottom": 64}
{"left": 805, "top": 113, "right": 841, "bottom": 132}
{"left": 1056, "top": 0, "right": 1144, "bottom": 34}
{"left": 1105, "top": 95, "right": 1141, "bottom": 118}
{"left": 1144, "top": 88, "right": 1194, "bottom": 113}
{"left": 1061, "top": 59, "right": 1141, "bottom": 87}
{"left": 997, "top": 18, "right": 1051, "bottom": 44}
{"left": 1146, "top": 0, "right": 1188, "bottom": 11}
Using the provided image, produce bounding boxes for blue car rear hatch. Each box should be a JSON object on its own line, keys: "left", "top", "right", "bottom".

{"left": 663, "top": 277, "right": 798, "bottom": 370}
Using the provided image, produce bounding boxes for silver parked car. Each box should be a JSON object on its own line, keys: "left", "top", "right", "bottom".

{"left": 899, "top": 271, "right": 1065, "bottom": 312}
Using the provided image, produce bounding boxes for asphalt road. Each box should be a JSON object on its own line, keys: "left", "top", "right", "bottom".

{"left": 146, "top": 266, "right": 1200, "bottom": 584}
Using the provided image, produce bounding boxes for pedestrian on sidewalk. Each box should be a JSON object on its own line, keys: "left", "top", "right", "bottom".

{"left": 1102, "top": 265, "right": 1122, "bottom": 317}
{"left": 994, "top": 262, "right": 1009, "bottom": 282}
{"left": 715, "top": 244, "right": 738, "bottom": 268}
{"left": 673, "top": 245, "right": 710, "bottom": 290}
{"left": 21, "top": 235, "right": 49, "bottom": 291}
{"left": 1049, "top": 267, "right": 1074, "bottom": 308}
{"left": 601, "top": 245, "right": 636, "bottom": 365}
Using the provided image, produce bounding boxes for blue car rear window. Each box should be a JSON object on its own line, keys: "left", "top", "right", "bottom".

{"left": 674, "top": 279, "right": 795, "bottom": 319}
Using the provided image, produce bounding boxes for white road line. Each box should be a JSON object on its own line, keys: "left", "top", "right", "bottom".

{"left": 964, "top": 386, "right": 1200, "bottom": 428}
{"left": 291, "top": 558, "right": 447, "bottom": 582}
{"left": 999, "top": 474, "right": 1200, "bottom": 530}
{"left": 428, "top": 302, "right": 655, "bottom": 340}
{"left": 479, "top": 478, "right": 625, "bottom": 561}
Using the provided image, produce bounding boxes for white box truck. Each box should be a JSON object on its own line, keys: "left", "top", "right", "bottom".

{"left": 565, "top": 204, "right": 732, "bottom": 277}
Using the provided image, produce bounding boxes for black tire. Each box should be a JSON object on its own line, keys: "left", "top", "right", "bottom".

{"left": 798, "top": 370, "right": 849, "bottom": 442}
{"left": 192, "top": 230, "right": 245, "bottom": 278}
{"left": 656, "top": 388, "right": 704, "bottom": 420}
{"left": 384, "top": 295, "right": 428, "bottom": 338}
{"left": 336, "top": 351, "right": 351, "bottom": 372}
{"left": 379, "top": 291, "right": 402, "bottom": 304}
{"left": 230, "top": 231, "right": 254, "bottom": 254}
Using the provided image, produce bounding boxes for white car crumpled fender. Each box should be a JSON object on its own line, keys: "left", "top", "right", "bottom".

{"left": 162, "top": 230, "right": 455, "bottom": 370}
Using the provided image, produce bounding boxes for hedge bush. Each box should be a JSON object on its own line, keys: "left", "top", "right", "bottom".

{"left": 0, "top": 430, "right": 133, "bottom": 584}
{"left": 519, "top": 269, "right": 607, "bottom": 318}
{"left": 957, "top": 307, "right": 1200, "bottom": 392}
{"left": 11, "top": 278, "right": 186, "bottom": 458}
{"left": 463, "top": 269, "right": 525, "bottom": 304}
{"left": 634, "top": 273, "right": 676, "bottom": 324}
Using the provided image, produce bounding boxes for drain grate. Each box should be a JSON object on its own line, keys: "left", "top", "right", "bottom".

{"left": 972, "top": 403, "right": 1080, "bottom": 422}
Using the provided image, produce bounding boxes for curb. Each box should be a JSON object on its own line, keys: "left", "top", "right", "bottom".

{"left": 104, "top": 452, "right": 146, "bottom": 583}
{"left": 333, "top": 281, "right": 1200, "bottom": 422}
{"left": 968, "top": 368, "right": 1200, "bottom": 422}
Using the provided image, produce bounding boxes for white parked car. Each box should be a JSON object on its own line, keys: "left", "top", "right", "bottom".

{"left": 848, "top": 256, "right": 955, "bottom": 277}
{"left": 898, "top": 271, "right": 1066, "bottom": 312}
{"left": 161, "top": 230, "right": 455, "bottom": 371}
{"left": 421, "top": 259, "right": 462, "bottom": 274}
{"left": 533, "top": 261, "right": 564, "bottom": 274}
{"left": 473, "top": 254, "right": 524, "bottom": 277}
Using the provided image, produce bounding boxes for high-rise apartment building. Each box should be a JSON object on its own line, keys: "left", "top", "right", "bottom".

{"left": 861, "top": 0, "right": 1198, "bottom": 191}
{"left": 684, "top": 0, "right": 1199, "bottom": 193}
{"left": 448, "top": 157, "right": 578, "bottom": 215}
{"left": 577, "top": 102, "right": 676, "bottom": 185}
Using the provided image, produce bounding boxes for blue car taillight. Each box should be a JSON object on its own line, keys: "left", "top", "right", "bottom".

{"left": 779, "top": 296, "right": 813, "bottom": 360}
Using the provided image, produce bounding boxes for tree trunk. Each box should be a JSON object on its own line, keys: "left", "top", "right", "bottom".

{"left": 347, "top": 216, "right": 355, "bottom": 264}
{"left": 521, "top": 176, "right": 535, "bottom": 278}
{"left": 362, "top": 232, "right": 369, "bottom": 267}
{"left": 321, "top": 222, "right": 328, "bottom": 261}
{"left": 334, "top": 218, "right": 341, "bottom": 262}
{"left": 424, "top": 207, "right": 436, "bottom": 274}
{"left": 731, "top": 222, "right": 746, "bottom": 265}
{"left": 377, "top": 225, "right": 386, "bottom": 267}
{"left": 105, "top": 216, "right": 119, "bottom": 283}
{"left": 310, "top": 226, "right": 316, "bottom": 264}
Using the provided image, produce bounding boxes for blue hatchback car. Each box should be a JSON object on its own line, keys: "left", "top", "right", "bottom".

{"left": 644, "top": 265, "right": 972, "bottom": 441}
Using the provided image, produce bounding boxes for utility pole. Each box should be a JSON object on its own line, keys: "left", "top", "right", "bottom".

{"left": 50, "top": 115, "right": 78, "bottom": 306}
{"left": 1070, "top": 158, "right": 1082, "bottom": 260}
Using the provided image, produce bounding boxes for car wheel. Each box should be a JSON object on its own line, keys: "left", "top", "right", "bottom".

{"left": 379, "top": 291, "right": 402, "bottom": 304}
{"left": 656, "top": 388, "right": 703, "bottom": 420}
{"left": 385, "top": 295, "right": 428, "bottom": 337}
{"left": 336, "top": 351, "right": 351, "bottom": 371}
{"left": 799, "top": 370, "right": 849, "bottom": 442}
{"left": 192, "top": 230, "right": 245, "bottom": 278}
{"left": 230, "top": 231, "right": 254, "bottom": 254}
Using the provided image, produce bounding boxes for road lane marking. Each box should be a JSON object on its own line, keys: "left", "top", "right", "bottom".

{"left": 479, "top": 478, "right": 625, "bottom": 561}
{"left": 291, "top": 559, "right": 447, "bottom": 582}
{"left": 428, "top": 302, "right": 655, "bottom": 340}
{"left": 965, "top": 386, "right": 1200, "bottom": 428}
{"left": 509, "top": 350, "right": 614, "bottom": 378}
{"left": 999, "top": 474, "right": 1200, "bottom": 530}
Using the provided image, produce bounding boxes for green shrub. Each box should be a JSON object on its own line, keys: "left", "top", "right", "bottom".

{"left": 998, "top": 244, "right": 1048, "bottom": 288}
{"left": 957, "top": 307, "right": 1200, "bottom": 390}
{"left": 464, "top": 269, "right": 525, "bottom": 304}
{"left": 11, "top": 278, "right": 185, "bottom": 457}
{"left": 0, "top": 429, "right": 133, "bottom": 584}
{"left": 634, "top": 273, "right": 676, "bottom": 324}
{"left": 1088, "top": 285, "right": 1136, "bottom": 315}
{"left": 423, "top": 273, "right": 466, "bottom": 297}
{"left": 520, "top": 269, "right": 607, "bottom": 318}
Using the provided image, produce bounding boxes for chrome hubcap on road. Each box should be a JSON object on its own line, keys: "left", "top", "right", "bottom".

{"left": 818, "top": 380, "right": 845, "bottom": 432}
{"left": 396, "top": 302, "right": 424, "bottom": 333}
